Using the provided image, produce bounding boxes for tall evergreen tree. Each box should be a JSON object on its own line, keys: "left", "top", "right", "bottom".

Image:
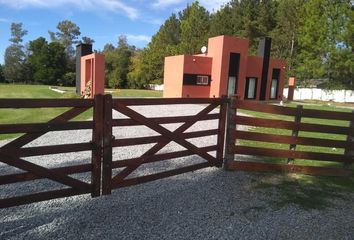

{"left": 27, "top": 37, "right": 67, "bottom": 85}
{"left": 3, "top": 22, "right": 28, "bottom": 83}
{"left": 178, "top": 2, "right": 210, "bottom": 54}
{"left": 105, "top": 36, "right": 135, "bottom": 88}
{"left": 0, "top": 64, "right": 5, "bottom": 83}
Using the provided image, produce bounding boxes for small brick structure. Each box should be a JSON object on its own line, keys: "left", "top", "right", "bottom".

{"left": 80, "top": 53, "right": 105, "bottom": 98}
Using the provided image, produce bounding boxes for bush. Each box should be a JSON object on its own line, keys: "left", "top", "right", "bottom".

{"left": 58, "top": 72, "right": 76, "bottom": 86}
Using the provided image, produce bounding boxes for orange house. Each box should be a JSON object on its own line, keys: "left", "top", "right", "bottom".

{"left": 163, "top": 35, "right": 286, "bottom": 100}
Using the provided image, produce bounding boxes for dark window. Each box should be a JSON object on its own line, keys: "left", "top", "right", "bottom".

{"left": 183, "top": 74, "right": 211, "bottom": 86}
{"left": 270, "top": 68, "right": 280, "bottom": 99}
{"left": 245, "top": 77, "right": 257, "bottom": 99}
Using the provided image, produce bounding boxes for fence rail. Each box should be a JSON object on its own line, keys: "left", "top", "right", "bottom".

{"left": 225, "top": 97, "right": 354, "bottom": 176}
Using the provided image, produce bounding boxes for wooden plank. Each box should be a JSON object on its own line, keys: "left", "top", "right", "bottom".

{"left": 111, "top": 102, "right": 219, "bottom": 186}
{"left": 112, "top": 145, "right": 218, "bottom": 168}
{"left": 216, "top": 98, "right": 228, "bottom": 168}
{"left": 288, "top": 105, "right": 303, "bottom": 164}
{"left": 0, "top": 98, "right": 93, "bottom": 108}
{"left": 112, "top": 113, "right": 220, "bottom": 126}
{"left": 224, "top": 96, "right": 237, "bottom": 170}
{"left": 344, "top": 110, "right": 354, "bottom": 167}
{"left": 111, "top": 102, "right": 218, "bottom": 184}
{"left": 232, "top": 146, "right": 353, "bottom": 163}
{"left": 112, "top": 162, "right": 213, "bottom": 189}
{"left": 233, "top": 115, "right": 349, "bottom": 135}
{"left": 0, "top": 153, "right": 91, "bottom": 190}
{"left": 0, "top": 164, "right": 92, "bottom": 185}
{"left": 232, "top": 130, "right": 352, "bottom": 149}
{"left": 227, "top": 161, "right": 352, "bottom": 177}
{"left": 301, "top": 108, "right": 354, "bottom": 121}
{"left": 232, "top": 100, "right": 297, "bottom": 116}
{"left": 102, "top": 94, "right": 113, "bottom": 195}
{"left": 113, "top": 98, "right": 227, "bottom": 106}
{"left": 0, "top": 142, "right": 92, "bottom": 157}
{"left": 1, "top": 107, "right": 90, "bottom": 149}
{"left": 0, "top": 188, "right": 90, "bottom": 208}
{"left": 112, "top": 129, "right": 218, "bottom": 147}
{"left": 91, "top": 94, "right": 104, "bottom": 197}
{"left": 0, "top": 121, "right": 93, "bottom": 134}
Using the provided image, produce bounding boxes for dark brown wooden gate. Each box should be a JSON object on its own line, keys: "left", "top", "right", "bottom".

{"left": 0, "top": 96, "right": 103, "bottom": 208}
{"left": 101, "top": 95, "right": 228, "bottom": 194}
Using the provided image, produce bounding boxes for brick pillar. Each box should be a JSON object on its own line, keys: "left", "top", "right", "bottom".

{"left": 288, "top": 76, "right": 296, "bottom": 101}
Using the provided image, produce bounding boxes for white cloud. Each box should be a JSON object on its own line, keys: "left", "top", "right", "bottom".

{"left": 152, "top": 0, "right": 184, "bottom": 9}
{"left": 126, "top": 34, "right": 151, "bottom": 43}
{"left": 0, "top": 0, "right": 139, "bottom": 19}
{"left": 199, "top": 0, "right": 229, "bottom": 12}
{"left": 0, "top": 18, "right": 10, "bottom": 23}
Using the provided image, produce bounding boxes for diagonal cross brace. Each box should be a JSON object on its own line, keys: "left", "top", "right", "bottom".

{"left": 111, "top": 102, "right": 219, "bottom": 185}
{"left": 1, "top": 107, "right": 89, "bottom": 149}
{"left": 0, "top": 152, "right": 91, "bottom": 190}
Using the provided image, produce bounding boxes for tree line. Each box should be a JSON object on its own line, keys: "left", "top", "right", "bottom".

{"left": 1, "top": 0, "right": 353, "bottom": 89}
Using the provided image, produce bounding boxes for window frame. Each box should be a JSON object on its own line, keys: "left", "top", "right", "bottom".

{"left": 196, "top": 75, "right": 209, "bottom": 85}
{"left": 245, "top": 77, "right": 258, "bottom": 99}
{"left": 270, "top": 78, "right": 279, "bottom": 100}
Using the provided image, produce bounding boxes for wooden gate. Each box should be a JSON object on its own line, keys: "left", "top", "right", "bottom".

{"left": 101, "top": 96, "right": 228, "bottom": 194}
{"left": 0, "top": 97, "right": 104, "bottom": 208}
{"left": 224, "top": 96, "right": 354, "bottom": 176}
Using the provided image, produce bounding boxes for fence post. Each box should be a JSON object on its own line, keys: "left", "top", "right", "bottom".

{"left": 102, "top": 94, "right": 113, "bottom": 195}
{"left": 223, "top": 95, "right": 237, "bottom": 170}
{"left": 91, "top": 94, "right": 104, "bottom": 197}
{"left": 216, "top": 96, "right": 228, "bottom": 168}
{"left": 287, "top": 105, "right": 303, "bottom": 164}
{"left": 344, "top": 110, "right": 354, "bottom": 168}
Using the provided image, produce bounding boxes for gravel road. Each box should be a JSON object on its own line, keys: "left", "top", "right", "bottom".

{"left": 1, "top": 104, "right": 354, "bottom": 240}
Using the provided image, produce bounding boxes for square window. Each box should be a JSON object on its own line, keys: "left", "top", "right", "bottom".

{"left": 196, "top": 75, "right": 209, "bottom": 85}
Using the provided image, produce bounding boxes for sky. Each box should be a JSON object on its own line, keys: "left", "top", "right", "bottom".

{"left": 0, "top": 0, "right": 229, "bottom": 64}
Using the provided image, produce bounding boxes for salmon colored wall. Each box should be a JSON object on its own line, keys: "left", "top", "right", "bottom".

{"left": 182, "top": 85, "right": 211, "bottom": 98}
{"left": 246, "top": 56, "right": 263, "bottom": 100}
{"left": 266, "top": 58, "right": 287, "bottom": 100}
{"left": 80, "top": 53, "right": 105, "bottom": 97}
{"left": 222, "top": 36, "right": 249, "bottom": 99}
{"left": 163, "top": 56, "right": 184, "bottom": 97}
{"left": 183, "top": 55, "right": 212, "bottom": 74}
{"left": 93, "top": 54, "right": 105, "bottom": 96}
{"left": 207, "top": 36, "right": 224, "bottom": 98}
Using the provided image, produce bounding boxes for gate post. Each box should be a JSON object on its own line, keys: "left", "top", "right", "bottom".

{"left": 344, "top": 110, "right": 354, "bottom": 168}
{"left": 102, "top": 94, "right": 113, "bottom": 195}
{"left": 287, "top": 105, "right": 303, "bottom": 164}
{"left": 91, "top": 94, "right": 104, "bottom": 197}
{"left": 223, "top": 95, "right": 237, "bottom": 170}
{"left": 216, "top": 96, "right": 228, "bottom": 168}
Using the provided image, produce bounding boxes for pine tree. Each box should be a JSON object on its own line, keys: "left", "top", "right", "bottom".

{"left": 3, "top": 22, "right": 28, "bottom": 83}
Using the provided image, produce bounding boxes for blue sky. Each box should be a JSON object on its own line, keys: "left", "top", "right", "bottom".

{"left": 0, "top": 0, "right": 229, "bottom": 64}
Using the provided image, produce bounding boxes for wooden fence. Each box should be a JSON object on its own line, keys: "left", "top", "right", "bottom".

{"left": 224, "top": 96, "right": 354, "bottom": 176}
{"left": 0, "top": 95, "right": 227, "bottom": 208}
{"left": 0, "top": 97, "right": 103, "bottom": 208}
{"left": 1, "top": 94, "right": 353, "bottom": 208}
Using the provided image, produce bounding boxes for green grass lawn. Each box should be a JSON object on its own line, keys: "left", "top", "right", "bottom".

{"left": 0, "top": 84, "right": 162, "bottom": 140}
{"left": 238, "top": 101, "right": 354, "bottom": 209}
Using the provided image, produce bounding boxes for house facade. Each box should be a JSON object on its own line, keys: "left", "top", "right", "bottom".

{"left": 163, "top": 35, "right": 286, "bottom": 100}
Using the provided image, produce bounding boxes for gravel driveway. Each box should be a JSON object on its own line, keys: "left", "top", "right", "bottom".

{"left": 1, "top": 104, "right": 354, "bottom": 239}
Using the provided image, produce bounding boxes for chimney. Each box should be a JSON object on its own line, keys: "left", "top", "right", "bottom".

{"left": 258, "top": 37, "right": 272, "bottom": 100}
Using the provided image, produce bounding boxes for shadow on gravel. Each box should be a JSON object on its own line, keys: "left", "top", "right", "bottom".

{"left": 253, "top": 172, "right": 354, "bottom": 210}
